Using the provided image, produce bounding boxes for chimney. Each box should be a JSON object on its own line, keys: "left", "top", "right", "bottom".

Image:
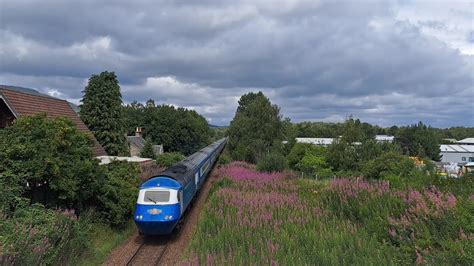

{"left": 135, "top": 127, "right": 142, "bottom": 137}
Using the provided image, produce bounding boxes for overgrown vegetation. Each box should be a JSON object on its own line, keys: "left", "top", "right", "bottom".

{"left": 0, "top": 115, "right": 141, "bottom": 264}
{"left": 155, "top": 152, "right": 186, "bottom": 168}
{"left": 123, "top": 100, "right": 211, "bottom": 155}
{"left": 184, "top": 162, "right": 473, "bottom": 265}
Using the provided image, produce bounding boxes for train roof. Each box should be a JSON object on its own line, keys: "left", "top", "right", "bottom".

{"left": 154, "top": 138, "right": 226, "bottom": 185}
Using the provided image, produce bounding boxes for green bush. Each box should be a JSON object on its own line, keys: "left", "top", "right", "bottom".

{"left": 97, "top": 161, "right": 141, "bottom": 227}
{"left": 362, "top": 152, "right": 415, "bottom": 179}
{"left": 140, "top": 138, "right": 156, "bottom": 159}
{"left": 0, "top": 204, "right": 90, "bottom": 265}
{"left": 156, "top": 152, "right": 186, "bottom": 168}
{"left": 217, "top": 153, "right": 232, "bottom": 165}
{"left": 0, "top": 115, "right": 103, "bottom": 211}
{"left": 256, "top": 152, "right": 287, "bottom": 172}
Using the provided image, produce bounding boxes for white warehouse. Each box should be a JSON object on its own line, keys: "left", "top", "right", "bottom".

{"left": 440, "top": 144, "right": 474, "bottom": 164}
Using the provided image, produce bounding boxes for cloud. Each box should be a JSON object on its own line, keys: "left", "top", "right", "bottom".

{"left": 0, "top": 0, "right": 472, "bottom": 127}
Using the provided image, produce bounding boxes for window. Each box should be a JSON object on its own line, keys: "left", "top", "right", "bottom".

{"left": 462, "top": 157, "right": 466, "bottom": 161}
{"left": 469, "top": 157, "right": 474, "bottom": 162}
{"left": 144, "top": 190, "right": 170, "bottom": 203}
{"left": 200, "top": 160, "right": 210, "bottom": 175}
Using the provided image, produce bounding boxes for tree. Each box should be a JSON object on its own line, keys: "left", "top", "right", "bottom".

{"left": 80, "top": 71, "right": 128, "bottom": 156}
{"left": 124, "top": 102, "right": 211, "bottom": 155}
{"left": 395, "top": 122, "right": 440, "bottom": 160}
{"left": 362, "top": 152, "right": 415, "bottom": 179}
{"left": 140, "top": 138, "right": 156, "bottom": 159}
{"left": 0, "top": 115, "right": 103, "bottom": 210}
{"left": 227, "top": 92, "right": 285, "bottom": 163}
{"left": 156, "top": 152, "right": 186, "bottom": 168}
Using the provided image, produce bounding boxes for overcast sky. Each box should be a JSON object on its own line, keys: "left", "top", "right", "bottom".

{"left": 0, "top": 0, "right": 472, "bottom": 127}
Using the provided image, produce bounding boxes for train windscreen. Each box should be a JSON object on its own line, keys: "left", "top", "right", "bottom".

{"left": 144, "top": 190, "right": 170, "bottom": 203}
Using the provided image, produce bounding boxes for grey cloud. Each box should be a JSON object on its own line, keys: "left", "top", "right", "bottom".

{"left": 0, "top": 0, "right": 472, "bottom": 127}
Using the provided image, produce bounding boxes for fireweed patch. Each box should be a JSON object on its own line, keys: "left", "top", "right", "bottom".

{"left": 183, "top": 166, "right": 472, "bottom": 265}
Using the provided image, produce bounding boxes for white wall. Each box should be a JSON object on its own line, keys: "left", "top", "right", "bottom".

{"left": 440, "top": 152, "right": 474, "bottom": 163}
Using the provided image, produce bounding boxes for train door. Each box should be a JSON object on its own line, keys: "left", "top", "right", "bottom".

{"left": 179, "top": 190, "right": 184, "bottom": 215}
{"left": 195, "top": 172, "right": 199, "bottom": 187}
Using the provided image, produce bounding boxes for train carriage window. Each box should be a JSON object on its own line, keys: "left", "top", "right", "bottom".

{"left": 200, "top": 160, "right": 210, "bottom": 176}
{"left": 144, "top": 191, "right": 170, "bottom": 203}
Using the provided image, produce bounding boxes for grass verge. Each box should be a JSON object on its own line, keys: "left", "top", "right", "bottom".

{"left": 75, "top": 220, "right": 136, "bottom": 266}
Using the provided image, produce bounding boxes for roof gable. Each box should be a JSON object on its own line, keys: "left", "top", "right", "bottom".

{"left": 0, "top": 85, "right": 107, "bottom": 156}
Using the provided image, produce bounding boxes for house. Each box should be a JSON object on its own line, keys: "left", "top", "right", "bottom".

{"left": 295, "top": 134, "right": 395, "bottom": 146}
{"left": 375, "top": 135, "right": 394, "bottom": 143}
{"left": 127, "top": 127, "right": 163, "bottom": 157}
{"left": 296, "top": 137, "right": 334, "bottom": 146}
{"left": 0, "top": 85, "right": 107, "bottom": 156}
{"left": 439, "top": 144, "right": 474, "bottom": 164}
{"left": 457, "top": 138, "right": 474, "bottom": 145}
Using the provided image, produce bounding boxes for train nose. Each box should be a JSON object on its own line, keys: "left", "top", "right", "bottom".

{"left": 134, "top": 204, "right": 181, "bottom": 235}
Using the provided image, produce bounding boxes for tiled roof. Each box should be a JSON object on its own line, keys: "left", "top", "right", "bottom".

{"left": 127, "top": 136, "right": 145, "bottom": 148}
{"left": 0, "top": 85, "right": 107, "bottom": 156}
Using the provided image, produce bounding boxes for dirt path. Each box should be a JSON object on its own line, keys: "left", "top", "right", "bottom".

{"left": 103, "top": 168, "right": 220, "bottom": 266}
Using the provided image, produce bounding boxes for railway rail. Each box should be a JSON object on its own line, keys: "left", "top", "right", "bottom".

{"left": 126, "top": 236, "right": 169, "bottom": 266}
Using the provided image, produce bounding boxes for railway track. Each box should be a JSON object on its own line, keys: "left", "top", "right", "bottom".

{"left": 126, "top": 236, "right": 169, "bottom": 266}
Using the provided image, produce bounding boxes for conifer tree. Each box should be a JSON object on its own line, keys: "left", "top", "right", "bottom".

{"left": 80, "top": 71, "right": 128, "bottom": 156}
{"left": 140, "top": 138, "right": 156, "bottom": 159}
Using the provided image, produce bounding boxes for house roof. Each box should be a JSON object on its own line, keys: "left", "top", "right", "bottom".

{"left": 440, "top": 144, "right": 474, "bottom": 153}
{"left": 375, "top": 135, "right": 395, "bottom": 141}
{"left": 127, "top": 135, "right": 145, "bottom": 148}
{"left": 0, "top": 85, "right": 107, "bottom": 156}
{"left": 296, "top": 137, "right": 334, "bottom": 145}
{"left": 457, "top": 138, "right": 474, "bottom": 144}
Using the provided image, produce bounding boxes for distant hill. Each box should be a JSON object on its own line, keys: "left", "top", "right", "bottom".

{"left": 209, "top": 124, "right": 229, "bottom": 129}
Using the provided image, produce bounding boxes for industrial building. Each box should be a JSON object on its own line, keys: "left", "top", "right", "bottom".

{"left": 439, "top": 144, "right": 474, "bottom": 164}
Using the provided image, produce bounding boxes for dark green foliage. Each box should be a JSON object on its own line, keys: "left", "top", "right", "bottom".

{"left": 80, "top": 71, "right": 128, "bottom": 156}
{"left": 0, "top": 115, "right": 143, "bottom": 264}
{"left": 227, "top": 92, "right": 285, "bottom": 163}
{"left": 287, "top": 143, "right": 332, "bottom": 178}
{"left": 211, "top": 127, "right": 228, "bottom": 142}
{"left": 256, "top": 152, "right": 287, "bottom": 172}
{"left": 156, "top": 152, "right": 186, "bottom": 168}
{"left": 0, "top": 115, "right": 102, "bottom": 211}
{"left": 123, "top": 100, "right": 211, "bottom": 155}
{"left": 340, "top": 116, "right": 369, "bottom": 143}
{"left": 0, "top": 204, "right": 90, "bottom": 265}
{"left": 217, "top": 153, "right": 232, "bottom": 165}
{"left": 123, "top": 101, "right": 145, "bottom": 135}
{"left": 434, "top": 127, "right": 474, "bottom": 141}
{"left": 97, "top": 161, "right": 141, "bottom": 226}
{"left": 293, "top": 118, "right": 385, "bottom": 139}
{"left": 395, "top": 122, "right": 440, "bottom": 161}
{"left": 362, "top": 152, "right": 416, "bottom": 179}
{"left": 140, "top": 138, "right": 156, "bottom": 159}
{"left": 287, "top": 143, "right": 326, "bottom": 170}
{"left": 326, "top": 140, "right": 359, "bottom": 172}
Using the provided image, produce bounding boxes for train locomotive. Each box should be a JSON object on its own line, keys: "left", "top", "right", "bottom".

{"left": 133, "top": 138, "right": 227, "bottom": 235}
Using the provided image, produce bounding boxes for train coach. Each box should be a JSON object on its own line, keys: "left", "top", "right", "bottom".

{"left": 133, "top": 138, "right": 227, "bottom": 235}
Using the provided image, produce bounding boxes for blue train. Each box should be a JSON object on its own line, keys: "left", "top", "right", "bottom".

{"left": 133, "top": 138, "right": 227, "bottom": 235}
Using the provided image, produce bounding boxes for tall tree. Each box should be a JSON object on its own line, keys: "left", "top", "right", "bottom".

{"left": 80, "top": 71, "right": 128, "bottom": 156}
{"left": 395, "top": 121, "right": 440, "bottom": 161}
{"left": 227, "top": 91, "right": 285, "bottom": 163}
